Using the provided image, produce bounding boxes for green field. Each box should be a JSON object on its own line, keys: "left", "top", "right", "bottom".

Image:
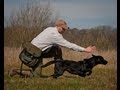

{"left": 4, "top": 47, "right": 117, "bottom": 90}
{"left": 4, "top": 68, "right": 116, "bottom": 90}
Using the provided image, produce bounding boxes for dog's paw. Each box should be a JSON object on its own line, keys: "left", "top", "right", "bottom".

{"left": 79, "top": 74, "right": 86, "bottom": 77}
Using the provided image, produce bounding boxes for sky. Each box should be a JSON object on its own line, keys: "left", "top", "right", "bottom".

{"left": 4, "top": 0, "right": 117, "bottom": 29}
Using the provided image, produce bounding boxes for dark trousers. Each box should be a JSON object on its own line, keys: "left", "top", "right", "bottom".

{"left": 40, "top": 44, "right": 63, "bottom": 77}
{"left": 40, "top": 44, "right": 63, "bottom": 60}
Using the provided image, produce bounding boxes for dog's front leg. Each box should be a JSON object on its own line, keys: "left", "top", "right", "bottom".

{"left": 80, "top": 74, "right": 86, "bottom": 77}
{"left": 78, "top": 72, "right": 86, "bottom": 77}
{"left": 86, "top": 70, "right": 92, "bottom": 76}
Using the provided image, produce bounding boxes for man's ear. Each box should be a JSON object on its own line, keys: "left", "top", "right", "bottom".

{"left": 92, "top": 54, "right": 96, "bottom": 57}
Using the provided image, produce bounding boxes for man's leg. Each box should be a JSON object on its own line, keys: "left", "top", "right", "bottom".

{"left": 29, "top": 58, "right": 43, "bottom": 77}
{"left": 40, "top": 44, "right": 63, "bottom": 77}
{"left": 41, "top": 44, "right": 63, "bottom": 60}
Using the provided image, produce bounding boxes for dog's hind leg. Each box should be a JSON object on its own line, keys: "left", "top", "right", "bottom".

{"left": 52, "top": 72, "right": 64, "bottom": 79}
{"left": 86, "top": 70, "right": 92, "bottom": 76}
{"left": 53, "top": 63, "right": 65, "bottom": 79}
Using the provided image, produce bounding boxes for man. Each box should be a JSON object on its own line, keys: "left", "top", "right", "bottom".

{"left": 30, "top": 19, "right": 96, "bottom": 77}
{"left": 31, "top": 19, "right": 96, "bottom": 59}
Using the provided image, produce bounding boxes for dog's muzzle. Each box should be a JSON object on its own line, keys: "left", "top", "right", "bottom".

{"left": 103, "top": 60, "right": 108, "bottom": 65}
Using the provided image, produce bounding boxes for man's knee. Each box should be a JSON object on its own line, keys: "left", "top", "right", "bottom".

{"left": 52, "top": 44, "right": 61, "bottom": 50}
{"left": 52, "top": 44, "right": 62, "bottom": 57}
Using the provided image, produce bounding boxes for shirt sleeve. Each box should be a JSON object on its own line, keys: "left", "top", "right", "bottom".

{"left": 52, "top": 32, "right": 85, "bottom": 52}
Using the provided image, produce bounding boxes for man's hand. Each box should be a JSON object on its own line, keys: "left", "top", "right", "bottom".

{"left": 84, "top": 46, "right": 96, "bottom": 53}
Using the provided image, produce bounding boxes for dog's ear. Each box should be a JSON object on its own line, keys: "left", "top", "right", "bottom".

{"left": 92, "top": 54, "right": 96, "bottom": 57}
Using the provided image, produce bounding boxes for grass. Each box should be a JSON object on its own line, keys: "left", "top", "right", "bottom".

{"left": 4, "top": 47, "right": 117, "bottom": 90}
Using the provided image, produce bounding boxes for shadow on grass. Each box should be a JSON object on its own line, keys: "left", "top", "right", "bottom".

{"left": 40, "top": 74, "right": 52, "bottom": 78}
{"left": 63, "top": 75, "right": 79, "bottom": 78}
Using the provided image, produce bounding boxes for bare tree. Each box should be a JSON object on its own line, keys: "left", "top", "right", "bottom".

{"left": 8, "top": 1, "right": 58, "bottom": 31}
{"left": 4, "top": 1, "right": 59, "bottom": 47}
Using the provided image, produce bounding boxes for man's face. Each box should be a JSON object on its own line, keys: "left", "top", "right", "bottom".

{"left": 55, "top": 20, "right": 69, "bottom": 33}
{"left": 61, "top": 22, "right": 69, "bottom": 32}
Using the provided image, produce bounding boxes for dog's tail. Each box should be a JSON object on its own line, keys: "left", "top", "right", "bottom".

{"left": 41, "top": 60, "right": 62, "bottom": 68}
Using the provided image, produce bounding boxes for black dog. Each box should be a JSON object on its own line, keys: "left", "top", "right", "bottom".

{"left": 41, "top": 55, "right": 108, "bottom": 78}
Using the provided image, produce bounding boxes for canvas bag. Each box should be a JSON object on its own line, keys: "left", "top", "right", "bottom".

{"left": 19, "top": 42, "right": 42, "bottom": 68}
{"left": 22, "top": 42, "right": 42, "bottom": 57}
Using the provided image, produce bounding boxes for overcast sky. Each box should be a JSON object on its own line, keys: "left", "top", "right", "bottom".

{"left": 4, "top": 0, "right": 117, "bottom": 29}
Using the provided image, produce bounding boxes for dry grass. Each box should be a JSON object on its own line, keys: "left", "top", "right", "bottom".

{"left": 4, "top": 47, "right": 117, "bottom": 67}
{"left": 4, "top": 47, "right": 117, "bottom": 90}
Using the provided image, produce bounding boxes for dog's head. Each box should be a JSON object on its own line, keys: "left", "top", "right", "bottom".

{"left": 92, "top": 54, "right": 108, "bottom": 65}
